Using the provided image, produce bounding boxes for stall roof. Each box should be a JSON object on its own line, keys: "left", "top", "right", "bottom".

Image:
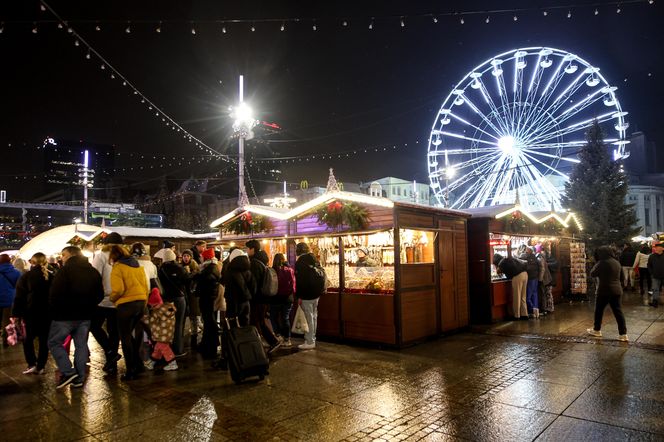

{"left": 394, "top": 201, "right": 471, "bottom": 218}
{"left": 19, "top": 223, "right": 104, "bottom": 258}
{"left": 465, "top": 203, "right": 583, "bottom": 230}
{"left": 110, "top": 226, "right": 196, "bottom": 239}
{"left": 209, "top": 191, "right": 395, "bottom": 228}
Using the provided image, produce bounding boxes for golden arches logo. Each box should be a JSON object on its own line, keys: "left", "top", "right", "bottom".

{"left": 300, "top": 180, "right": 309, "bottom": 189}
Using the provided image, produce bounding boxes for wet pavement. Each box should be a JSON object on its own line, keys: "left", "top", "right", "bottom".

{"left": 1, "top": 290, "right": 663, "bottom": 441}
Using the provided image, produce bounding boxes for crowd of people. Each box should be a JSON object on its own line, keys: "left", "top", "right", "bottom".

{"left": 1, "top": 234, "right": 325, "bottom": 389}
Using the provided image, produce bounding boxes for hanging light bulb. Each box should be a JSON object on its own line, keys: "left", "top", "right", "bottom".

{"left": 32, "top": 23, "right": 38, "bottom": 33}
{"left": 400, "top": 17, "right": 405, "bottom": 27}
{"left": 191, "top": 26, "right": 196, "bottom": 35}
{"left": 67, "top": 27, "right": 73, "bottom": 33}
{"left": 342, "top": 20, "right": 348, "bottom": 27}
{"left": 485, "top": 16, "right": 490, "bottom": 23}
{"left": 74, "top": 39, "right": 79, "bottom": 46}
{"left": 649, "top": 0, "right": 654, "bottom": 4}
{"left": 567, "top": 10, "right": 572, "bottom": 18}
{"left": 122, "top": 81, "right": 126, "bottom": 86}
{"left": 617, "top": 5, "right": 621, "bottom": 13}
{"left": 85, "top": 50, "right": 90, "bottom": 59}
{"left": 101, "top": 64, "right": 105, "bottom": 70}
{"left": 250, "top": 23, "right": 255, "bottom": 32}
{"left": 543, "top": 10, "right": 548, "bottom": 16}
{"left": 40, "top": 4, "right": 46, "bottom": 11}
{"left": 460, "top": 17, "right": 464, "bottom": 24}
{"left": 369, "top": 18, "right": 374, "bottom": 30}
{"left": 513, "top": 14, "right": 518, "bottom": 21}
{"left": 280, "top": 21, "right": 285, "bottom": 31}
{"left": 432, "top": 15, "right": 438, "bottom": 24}
{"left": 95, "top": 24, "right": 100, "bottom": 31}
{"left": 156, "top": 21, "right": 161, "bottom": 33}
{"left": 312, "top": 21, "right": 317, "bottom": 31}
{"left": 0, "top": 22, "right": 5, "bottom": 34}
{"left": 222, "top": 25, "right": 227, "bottom": 33}
{"left": 595, "top": 8, "right": 599, "bottom": 15}
{"left": 125, "top": 22, "right": 131, "bottom": 34}
{"left": 57, "top": 22, "right": 63, "bottom": 29}
{"left": 110, "top": 73, "right": 115, "bottom": 79}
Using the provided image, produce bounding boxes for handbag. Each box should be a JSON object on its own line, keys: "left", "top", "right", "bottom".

{"left": 291, "top": 306, "right": 309, "bottom": 335}
{"left": 214, "top": 284, "right": 226, "bottom": 312}
{"left": 5, "top": 317, "right": 26, "bottom": 346}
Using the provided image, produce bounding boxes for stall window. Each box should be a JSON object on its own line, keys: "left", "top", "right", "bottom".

{"left": 399, "top": 229, "right": 435, "bottom": 264}
{"left": 489, "top": 233, "right": 511, "bottom": 281}
{"left": 293, "top": 236, "right": 341, "bottom": 291}
{"left": 342, "top": 231, "right": 395, "bottom": 294}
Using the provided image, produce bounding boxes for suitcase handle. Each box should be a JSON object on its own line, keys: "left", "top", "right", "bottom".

{"left": 224, "top": 317, "right": 241, "bottom": 329}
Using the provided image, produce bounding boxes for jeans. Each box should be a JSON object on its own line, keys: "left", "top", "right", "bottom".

{"left": 300, "top": 298, "right": 319, "bottom": 345}
{"left": 48, "top": 320, "right": 91, "bottom": 381}
{"left": 593, "top": 295, "right": 627, "bottom": 335}
{"left": 172, "top": 297, "right": 187, "bottom": 355}
{"left": 652, "top": 278, "right": 663, "bottom": 301}
{"left": 199, "top": 295, "right": 219, "bottom": 358}
{"left": 116, "top": 301, "right": 145, "bottom": 375}
{"left": 526, "top": 279, "right": 539, "bottom": 314}
{"left": 90, "top": 306, "right": 119, "bottom": 359}
{"left": 23, "top": 316, "right": 51, "bottom": 369}
{"left": 621, "top": 266, "right": 635, "bottom": 288}
{"left": 638, "top": 268, "right": 652, "bottom": 293}
{"left": 270, "top": 302, "right": 293, "bottom": 339}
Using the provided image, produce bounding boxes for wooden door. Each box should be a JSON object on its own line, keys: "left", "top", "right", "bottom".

{"left": 438, "top": 221, "right": 469, "bottom": 332}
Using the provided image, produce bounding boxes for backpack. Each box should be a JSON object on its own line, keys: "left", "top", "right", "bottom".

{"left": 306, "top": 262, "right": 327, "bottom": 296}
{"left": 259, "top": 261, "right": 279, "bottom": 297}
{"left": 277, "top": 267, "right": 295, "bottom": 296}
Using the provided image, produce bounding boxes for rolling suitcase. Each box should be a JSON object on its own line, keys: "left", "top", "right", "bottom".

{"left": 223, "top": 317, "right": 269, "bottom": 384}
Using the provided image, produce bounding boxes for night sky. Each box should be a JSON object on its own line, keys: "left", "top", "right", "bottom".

{"left": 1, "top": 0, "right": 662, "bottom": 201}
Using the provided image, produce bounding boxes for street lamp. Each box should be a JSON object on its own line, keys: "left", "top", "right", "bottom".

{"left": 230, "top": 75, "right": 257, "bottom": 207}
{"left": 73, "top": 217, "right": 82, "bottom": 233}
{"left": 440, "top": 149, "right": 456, "bottom": 208}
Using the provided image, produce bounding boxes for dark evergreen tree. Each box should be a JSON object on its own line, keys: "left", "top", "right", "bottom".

{"left": 562, "top": 120, "right": 639, "bottom": 252}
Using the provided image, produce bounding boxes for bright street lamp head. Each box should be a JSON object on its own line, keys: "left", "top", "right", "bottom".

{"left": 232, "top": 102, "right": 254, "bottom": 126}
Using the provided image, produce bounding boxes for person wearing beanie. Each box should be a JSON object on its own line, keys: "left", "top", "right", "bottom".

{"left": 91, "top": 231, "right": 123, "bottom": 373}
{"left": 222, "top": 248, "right": 254, "bottom": 326}
{"left": 194, "top": 248, "right": 222, "bottom": 359}
{"left": 157, "top": 247, "right": 188, "bottom": 357}
{"left": 145, "top": 287, "right": 178, "bottom": 371}
{"left": 246, "top": 240, "right": 283, "bottom": 354}
{"left": 163, "top": 240, "right": 176, "bottom": 251}
{"left": 0, "top": 253, "right": 21, "bottom": 346}
{"left": 355, "top": 247, "right": 378, "bottom": 267}
{"left": 294, "top": 243, "right": 325, "bottom": 350}
{"left": 109, "top": 245, "right": 148, "bottom": 381}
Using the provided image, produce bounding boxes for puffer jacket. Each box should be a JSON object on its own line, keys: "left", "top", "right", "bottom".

{"left": 223, "top": 255, "right": 254, "bottom": 304}
{"left": 110, "top": 258, "right": 149, "bottom": 306}
{"left": 12, "top": 266, "right": 52, "bottom": 319}
{"left": 0, "top": 262, "right": 21, "bottom": 308}
{"left": 149, "top": 303, "right": 176, "bottom": 343}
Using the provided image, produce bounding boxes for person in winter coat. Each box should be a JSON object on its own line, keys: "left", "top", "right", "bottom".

{"left": 157, "top": 249, "right": 188, "bottom": 356}
{"left": 535, "top": 245, "right": 554, "bottom": 315}
{"left": 519, "top": 246, "right": 541, "bottom": 318}
{"left": 633, "top": 244, "right": 652, "bottom": 303}
{"left": 109, "top": 245, "right": 149, "bottom": 380}
{"left": 246, "top": 240, "right": 282, "bottom": 353}
{"left": 587, "top": 246, "right": 628, "bottom": 341}
{"left": 145, "top": 288, "right": 178, "bottom": 371}
{"left": 48, "top": 246, "right": 104, "bottom": 388}
{"left": 619, "top": 243, "right": 637, "bottom": 291}
{"left": 190, "top": 240, "right": 207, "bottom": 265}
{"left": 91, "top": 232, "right": 123, "bottom": 374}
{"left": 222, "top": 248, "right": 254, "bottom": 326}
{"left": 295, "top": 242, "right": 325, "bottom": 350}
{"left": 12, "top": 252, "right": 53, "bottom": 374}
{"left": 181, "top": 250, "right": 201, "bottom": 347}
{"left": 493, "top": 253, "right": 529, "bottom": 320}
{"left": 0, "top": 253, "right": 21, "bottom": 346}
{"left": 194, "top": 248, "right": 221, "bottom": 359}
{"left": 647, "top": 242, "right": 664, "bottom": 308}
{"left": 270, "top": 253, "right": 295, "bottom": 347}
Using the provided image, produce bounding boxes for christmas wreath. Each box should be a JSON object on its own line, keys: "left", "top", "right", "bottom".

{"left": 68, "top": 233, "right": 105, "bottom": 248}
{"left": 223, "top": 212, "right": 273, "bottom": 235}
{"left": 506, "top": 211, "right": 528, "bottom": 233}
{"left": 316, "top": 201, "right": 370, "bottom": 231}
{"left": 541, "top": 219, "right": 562, "bottom": 235}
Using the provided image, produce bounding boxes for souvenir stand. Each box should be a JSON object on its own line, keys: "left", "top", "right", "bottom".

{"left": 209, "top": 171, "right": 471, "bottom": 347}
{"left": 466, "top": 203, "right": 585, "bottom": 323}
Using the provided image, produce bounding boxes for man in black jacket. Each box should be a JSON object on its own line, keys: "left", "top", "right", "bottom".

{"left": 647, "top": 243, "right": 664, "bottom": 308}
{"left": 48, "top": 246, "right": 104, "bottom": 389}
{"left": 246, "top": 240, "right": 282, "bottom": 353}
{"left": 587, "top": 246, "right": 628, "bottom": 340}
{"left": 493, "top": 253, "right": 529, "bottom": 320}
{"left": 295, "top": 242, "right": 324, "bottom": 350}
{"left": 619, "top": 243, "right": 637, "bottom": 291}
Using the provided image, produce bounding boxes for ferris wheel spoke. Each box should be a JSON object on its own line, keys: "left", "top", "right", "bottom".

{"left": 470, "top": 154, "right": 512, "bottom": 207}
{"left": 517, "top": 157, "right": 560, "bottom": 206}
{"left": 522, "top": 149, "right": 579, "bottom": 165}
{"left": 525, "top": 139, "right": 617, "bottom": 150}
{"left": 478, "top": 79, "right": 510, "bottom": 134}
{"left": 521, "top": 151, "right": 572, "bottom": 177}
{"left": 516, "top": 57, "right": 543, "bottom": 138}
{"left": 526, "top": 111, "right": 617, "bottom": 146}
{"left": 493, "top": 70, "right": 513, "bottom": 131}
{"left": 520, "top": 59, "right": 567, "bottom": 134}
{"left": 451, "top": 155, "right": 504, "bottom": 207}
{"left": 432, "top": 130, "right": 498, "bottom": 147}
{"left": 449, "top": 111, "right": 502, "bottom": 141}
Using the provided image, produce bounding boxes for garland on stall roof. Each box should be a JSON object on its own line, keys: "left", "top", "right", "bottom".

{"left": 223, "top": 211, "right": 273, "bottom": 235}
{"left": 541, "top": 218, "right": 563, "bottom": 235}
{"left": 506, "top": 211, "right": 528, "bottom": 233}
{"left": 316, "top": 201, "right": 370, "bottom": 231}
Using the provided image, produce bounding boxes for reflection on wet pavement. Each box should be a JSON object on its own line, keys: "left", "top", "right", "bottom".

{"left": 2, "top": 292, "right": 664, "bottom": 441}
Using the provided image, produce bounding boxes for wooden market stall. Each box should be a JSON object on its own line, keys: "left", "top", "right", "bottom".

{"left": 466, "top": 204, "right": 586, "bottom": 324}
{"left": 210, "top": 188, "right": 471, "bottom": 347}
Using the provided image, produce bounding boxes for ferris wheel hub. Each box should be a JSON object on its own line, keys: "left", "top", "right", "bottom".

{"left": 498, "top": 136, "right": 517, "bottom": 155}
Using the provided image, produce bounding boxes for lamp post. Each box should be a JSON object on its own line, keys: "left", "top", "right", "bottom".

{"left": 441, "top": 150, "right": 456, "bottom": 208}
{"left": 231, "top": 75, "right": 257, "bottom": 208}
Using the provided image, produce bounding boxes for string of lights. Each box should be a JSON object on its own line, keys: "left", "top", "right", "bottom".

{"left": 35, "top": 1, "right": 233, "bottom": 163}
{"left": 5, "top": 0, "right": 654, "bottom": 35}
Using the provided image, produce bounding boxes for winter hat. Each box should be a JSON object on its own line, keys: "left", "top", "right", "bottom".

{"left": 156, "top": 248, "right": 177, "bottom": 263}
{"left": 296, "top": 242, "right": 310, "bottom": 256}
{"left": 103, "top": 232, "right": 123, "bottom": 245}
{"left": 131, "top": 242, "right": 147, "bottom": 257}
{"left": 148, "top": 288, "right": 163, "bottom": 307}
{"left": 229, "top": 248, "right": 248, "bottom": 263}
{"left": 357, "top": 247, "right": 369, "bottom": 257}
{"left": 202, "top": 248, "right": 215, "bottom": 261}
{"left": 163, "top": 240, "right": 175, "bottom": 249}
{"left": 181, "top": 250, "right": 192, "bottom": 257}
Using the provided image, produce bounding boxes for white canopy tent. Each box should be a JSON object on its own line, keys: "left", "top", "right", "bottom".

{"left": 18, "top": 224, "right": 106, "bottom": 259}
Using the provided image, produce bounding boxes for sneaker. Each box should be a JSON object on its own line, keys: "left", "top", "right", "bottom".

{"left": 283, "top": 339, "right": 292, "bottom": 348}
{"left": 163, "top": 360, "right": 178, "bottom": 371}
{"left": 587, "top": 328, "right": 602, "bottom": 337}
{"left": 298, "top": 343, "right": 316, "bottom": 350}
{"left": 533, "top": 308, "right": 540, "bottom": 319}
{"left": 35, "top": 368, "right": 45, "bottom": 375}
{"left": 56, "top": 373, "right": 78, "bottom": 389}
{"left": 618, "top": 334, "right": 629, "bottom": 342}
{"left": 144, "top": 360, "right": 155, "bottom": 370}
{"left": 23, "top": 366, "right": 37, "bottom": 375}
{"left": 71, "top": 376, "right": 84, "bottom": 388}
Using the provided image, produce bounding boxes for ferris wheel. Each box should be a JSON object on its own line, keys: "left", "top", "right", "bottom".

{"left": 427, "top": 47, "right": 629, "bottom": 210}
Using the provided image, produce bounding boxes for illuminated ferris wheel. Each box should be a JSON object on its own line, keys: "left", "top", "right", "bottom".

{"left": 427, "top": 47, "right": 629, "bottom": 210}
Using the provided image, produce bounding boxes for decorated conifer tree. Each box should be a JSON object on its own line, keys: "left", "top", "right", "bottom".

{"left": 562, "top": 120, "right": 640, "bottom": 252}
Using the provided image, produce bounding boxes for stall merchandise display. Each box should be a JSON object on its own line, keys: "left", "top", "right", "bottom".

{"left": 399, "top": 229, "right": 434, "bottom": 264}
{"left": 489, "top": 233, "right": 510, "bottom": 281}
{"left": 569, "top": 241, "right": 587, "bottom": 294}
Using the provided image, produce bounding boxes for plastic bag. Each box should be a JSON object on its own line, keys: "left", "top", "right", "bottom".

{"left": 5, "top": 318, "right": 26, "bottom": 346}
{"left": 291, "top": 306, "right": 309, "bottom": 335}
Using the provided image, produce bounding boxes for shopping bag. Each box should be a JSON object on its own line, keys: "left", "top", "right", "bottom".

{"left": 5, "top": 318, "right": 26, "bottom": 346}
{"left": 291, "top": 306, "right": 309, "bottom": 335}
